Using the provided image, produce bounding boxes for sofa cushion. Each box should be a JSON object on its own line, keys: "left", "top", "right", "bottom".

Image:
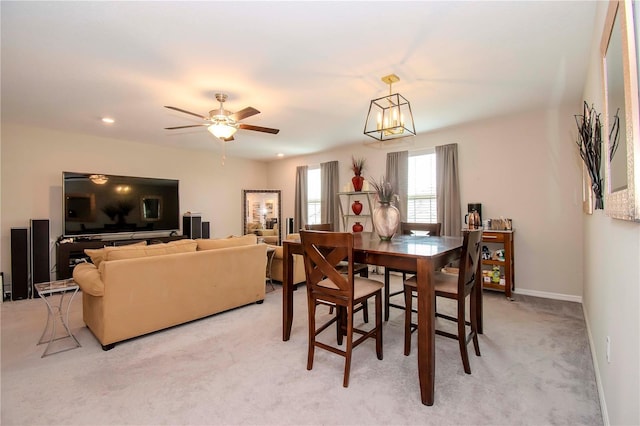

{"left": 196, "top": 234, "right": 257, "bottom": 250}
{"left": 104, "top": 239, "right": 197, "bottom": 262}
{"left": 84, "top": 241, "right": 147, "bottom": 267}
{"left": 161, "top": 238, "right": 198, "bottom": 251}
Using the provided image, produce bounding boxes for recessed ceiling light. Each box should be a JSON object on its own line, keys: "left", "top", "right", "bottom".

{"left": 277, "top": 153, "right": 284, "bottom": 158}
{"left": 101, "top": 117, "right": 115, "bottom": 124}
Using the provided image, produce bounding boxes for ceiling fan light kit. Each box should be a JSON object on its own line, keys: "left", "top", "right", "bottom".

{"left": 207, "top": 122, "right": 238, "bottom": 140}
{"left": 164, "top": 92, "right": 279, "bottom": 142}
{"left": 364, "top": 73, "right": 416, "bottom": 141}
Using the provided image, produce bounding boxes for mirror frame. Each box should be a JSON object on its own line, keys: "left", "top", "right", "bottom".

{"left": 601, "top": 0, "right": 640, "bottom": 221}
{"left": 65, "top": 193, "right": 96, "bottom": 222}
{"left": 141, "top": 195, "right": 162, "bottom": 222}
{"left": 242, "top": 189, "right": 282, "bottom": 244}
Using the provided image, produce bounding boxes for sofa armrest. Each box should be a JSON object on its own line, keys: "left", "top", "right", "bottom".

{"left": 73, "top": 262, "right": 105, "bottom": 296}
{"left": 269, "top": 244, "right": 306, "bottom": 284}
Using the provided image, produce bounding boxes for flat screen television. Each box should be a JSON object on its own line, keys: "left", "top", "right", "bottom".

{"left": 63, "top": 172, "right": 180, "bottom": 238}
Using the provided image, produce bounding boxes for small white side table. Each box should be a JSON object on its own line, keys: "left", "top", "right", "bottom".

{"left": 34, "top": 279, "right": 82, "bottom": 357}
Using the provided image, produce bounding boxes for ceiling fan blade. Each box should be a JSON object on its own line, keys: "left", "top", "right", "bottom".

{"left": 230, "top": 107, "right": 260, "bottom": 121}
{"left": 164, "top": 124, "right": 208, "bottom": 130}
{"left": 238, "top": 123, "right": 280, "bottom": 134}
{"left": 164, "top": 106, "right": 207, "bottom": 120}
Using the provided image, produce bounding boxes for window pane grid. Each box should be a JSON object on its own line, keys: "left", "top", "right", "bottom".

{"left": 407, "top": 153, "right": 437, "bottom": 223}
{"left": 308, "top": 201, "right": 321, "bottom": 225}
{"left": 307, "top": 167, "right": 321, "bottom": 225}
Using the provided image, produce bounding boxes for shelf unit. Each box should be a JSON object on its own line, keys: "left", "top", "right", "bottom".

{"left": 481, "top": 230, "right": 515, "bottom": 299}
{"left": 337, "top": 191, "right": 375, "bottom": 232}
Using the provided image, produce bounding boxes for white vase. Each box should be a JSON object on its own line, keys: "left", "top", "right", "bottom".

{"left": 372, "top": 202, "right": 400, "bottom": 241}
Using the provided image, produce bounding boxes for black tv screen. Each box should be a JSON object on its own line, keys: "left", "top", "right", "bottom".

{"left": 63, "top": 172, "right": 180, "bottom": 238}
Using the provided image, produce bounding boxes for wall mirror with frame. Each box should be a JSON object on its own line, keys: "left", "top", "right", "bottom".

{"left": 601, "top": 0, "right": 640, "bottom": 221}
{"left": 65, "top": 193, "right": 96, "bottom": 222}
{"left": 141, "top": 196, "right": 161, "bottom": 221}
{"left": 242, "top": 189, "right": 281, "bottom": 244}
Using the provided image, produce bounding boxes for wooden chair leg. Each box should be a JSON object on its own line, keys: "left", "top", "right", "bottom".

{"left": 336, "top": 306, "right": 344, "bottom": 346}
{"left": 307, "top": 297, "right": 317, "bottom": 371}
{"left": 470, "top": 287, "right": 481, "bottom": 356}
{"left": 343, "top": 306, "right": 354, "bottom": 387}
{"left": 384, "top": 268, "right": 391, "bottom": 321}
{"left": 332, "top": 303, "right": 368, "bottom": 324}
{"left": 458, "top": 298, "right": 471, "bottom": 374}
{"left": 362, "top": 301, "right": 369, "bottom": 323}
{"left": 360, "top": 267, "right": 369, "bottom": 278}
{"left": 404, "top": 285, "right": 413, "bottom": 356}
{"left": 375, "top": 292, "right": 383, "bottom": 360}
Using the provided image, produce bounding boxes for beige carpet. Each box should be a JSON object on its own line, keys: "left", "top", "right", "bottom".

{"left": 1, "top": 273, "right": 601, "bottom": 425}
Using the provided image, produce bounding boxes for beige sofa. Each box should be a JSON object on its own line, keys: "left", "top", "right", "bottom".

{"left": 73, "top": 235, "right": 266, "bottom": 350}
{"left": 246, "top": 222, "right": 279, "bottom": 245}
{"left": 268, "top": 243, "right": 306, "bottom": 285}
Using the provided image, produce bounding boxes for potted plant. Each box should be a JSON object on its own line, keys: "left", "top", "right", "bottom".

{"left": 351, "top": 156, "right": 366, "bottom": 191}
{"left": 369, "top": 177, "right": 400, "bottom": 240}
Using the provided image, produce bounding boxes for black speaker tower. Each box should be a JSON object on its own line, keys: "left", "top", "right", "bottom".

{"left": 201, "top": 221, "right": 210, "bottom": 239}
{"left": 183, "top": 213, "right": 202, "bottom": 239}
{"left": 31, "top": 219, "right": 50, "bottom": 297}
{"left": 11, "top": 228, "right": 29, "bottom": 300}
{"left": 285, "top": 217, "right": 294, "bottom": 237}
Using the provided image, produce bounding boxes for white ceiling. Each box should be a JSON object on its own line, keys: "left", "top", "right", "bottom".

{"left": 1, "top": 1, "right": 597, "bottom": 161}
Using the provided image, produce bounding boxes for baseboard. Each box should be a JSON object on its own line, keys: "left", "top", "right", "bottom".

{"left": 512, "top": 288, "right": 582, "bottom": 303}
{"left": 582, "top": 304, "right": 609, "bottom": 426}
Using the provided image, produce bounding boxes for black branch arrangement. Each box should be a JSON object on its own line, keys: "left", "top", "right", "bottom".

{"left": 575, "top": 101, "right": 604, "bottom": 209}
{"left": 609, "top": 108, "right": 621, "bottom": 162}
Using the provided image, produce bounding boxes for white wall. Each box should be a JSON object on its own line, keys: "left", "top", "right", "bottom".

{"left": 0, "top": 123, "right": 268, "bottom": 283}
{"left": 580, "top": 2, "right": 640, "bottom": 425}
{"left": 267, "top": 104, "right": 585, "bottom": 300}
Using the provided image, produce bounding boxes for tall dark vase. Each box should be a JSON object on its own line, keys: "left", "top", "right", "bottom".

{"left": 352, "top": 175, "right": 364, "bottom": 192}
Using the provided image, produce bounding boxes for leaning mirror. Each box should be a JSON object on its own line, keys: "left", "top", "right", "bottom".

{"left": 65, "top": 193, "right": 96, "bottom": 222}
{"left": 601, "top": 0, "right": 640, "bottom": 221}
{"left": 242, "top": 189, "right": 282, "bottom": 244}
{"left": 141, "top": 196, "right": 161, "bottom": 221}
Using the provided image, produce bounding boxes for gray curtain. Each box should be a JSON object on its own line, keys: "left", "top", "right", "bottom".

{"left": 386, "top": 151, "right": 408, "bottom": 222}
{"left": 436, "top": 143, "right": 462, "bottom": 236}
{"left": 320, "top": 160, "right": 339, "bottom": 229}
{"left": 294, "top": 165, "right": 308, "bottom": 232}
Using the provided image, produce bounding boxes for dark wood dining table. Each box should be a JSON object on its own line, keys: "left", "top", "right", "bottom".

{"left": 281, "top": 231, "right": 483, "bottom": 406}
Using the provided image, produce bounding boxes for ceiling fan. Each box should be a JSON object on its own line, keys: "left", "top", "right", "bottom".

{"left": 164, "top": 93, "right": 280, "bottom": 141}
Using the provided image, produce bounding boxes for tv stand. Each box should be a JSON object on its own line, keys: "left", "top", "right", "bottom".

{"left": 56, "top": 235, "right": 186, "bottom": 279}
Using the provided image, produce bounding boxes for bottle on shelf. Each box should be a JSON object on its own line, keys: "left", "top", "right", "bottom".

{"left": 492, "top": 266, "right": 501, "bottom": 283}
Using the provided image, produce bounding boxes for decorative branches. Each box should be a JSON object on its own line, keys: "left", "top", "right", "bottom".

{"left": 575, "top": 101, "right": 604, "bottom": 209}
{"left": 351, "top": 156, "right": 366, "bottom": 176}
{"left": 368, "top": 176, "right": 398, "bottom": 204}
{"left": 609, "top": 108, "right": 621, "bottom": 162}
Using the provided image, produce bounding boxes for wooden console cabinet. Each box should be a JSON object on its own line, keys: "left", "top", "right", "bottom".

{"left": 481, "top": 230, "right": 515, "bottom": 299}
{"left": 56, "top": 235, "right": 186, "bottom": 279}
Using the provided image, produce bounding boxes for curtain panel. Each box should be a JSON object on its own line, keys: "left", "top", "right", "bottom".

{"left": 320, "top": 161, "right": 340, "bottom": 230}
{"left": 386, "top": 151, "right": 409, "bottom": 222}
{"left": 436, "top": 143, "right": 462, "bottom": 236}
{"left": 294, "top": 165, "right": 308, "bottom": 232}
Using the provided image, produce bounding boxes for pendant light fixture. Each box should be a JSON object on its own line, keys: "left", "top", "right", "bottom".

{"left": 364, "top": 74, "right": 416, "bottom": 141}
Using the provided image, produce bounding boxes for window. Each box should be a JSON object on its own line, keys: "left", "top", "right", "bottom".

{"left": 407, "top": 151, "right": 437, "bottom": 223}
{"left": 307, "top": 167, "right": 321, "bottom": 225}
